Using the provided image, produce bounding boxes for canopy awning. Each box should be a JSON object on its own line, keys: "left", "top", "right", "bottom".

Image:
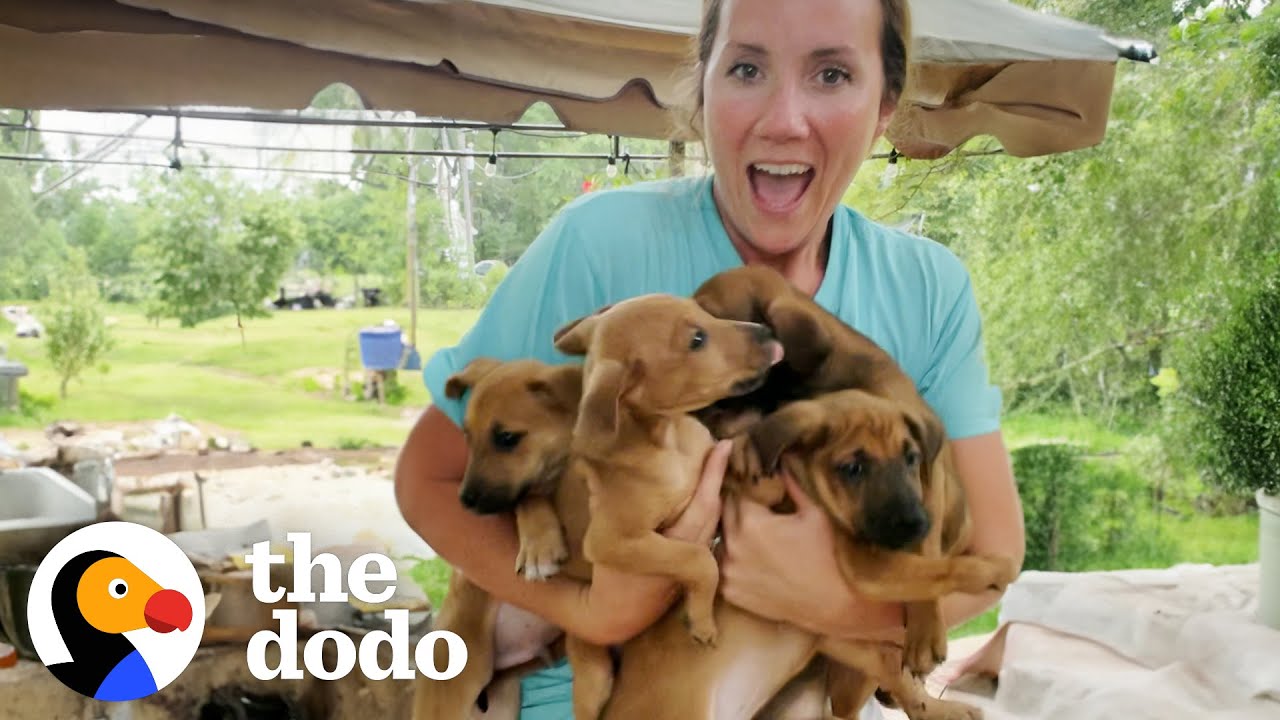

{"left": 0, "top": 0, "right": 1155, "bottom": 158}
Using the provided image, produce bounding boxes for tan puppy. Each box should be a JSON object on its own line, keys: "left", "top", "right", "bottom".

{"left": 595, "top": 389, "right": 1015, "bottom": 720}
{"left": 411, "top": 358, "right": 585, "bottom": 720}
{"left": 552, "top": 293, "right": 784, "bottom": 718}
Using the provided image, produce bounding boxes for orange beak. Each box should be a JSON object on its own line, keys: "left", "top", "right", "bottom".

{"left": 144, "top": 589, "right": 192, "bottom": 633}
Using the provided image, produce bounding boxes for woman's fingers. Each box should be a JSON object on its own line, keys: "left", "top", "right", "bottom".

{"left": 662, "top": 439, "right": 731, "bottom": 543}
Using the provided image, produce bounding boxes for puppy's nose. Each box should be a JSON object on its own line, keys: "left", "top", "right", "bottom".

{"left": 750, "top": 323, "right": 775, "bottom": 343}
{"left": 459, "top": 484, "right": 482, "bottom": 510}
{"left": 866, "top": 504, "right": 931, "bottom": 550}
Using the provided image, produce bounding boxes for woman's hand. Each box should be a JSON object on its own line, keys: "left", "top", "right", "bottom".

{"left": 719, "top": 472, "right": 905, "bottom": 643}
{"left": 578, "top": 439, "right": 732, "bottom": 645}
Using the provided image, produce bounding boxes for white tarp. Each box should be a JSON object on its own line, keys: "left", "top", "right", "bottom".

{"left": 0, "top": 0, "right": 1154, "bottom": 158}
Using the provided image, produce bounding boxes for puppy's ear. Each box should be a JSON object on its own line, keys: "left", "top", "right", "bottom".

{"left": 444, "top": 357, "right": 503, "bottom": 399}
{"left": 575, "top": 358, "right": 642, "bottom": 439}
{"left": 553, "top": 304, "right": 612, "bottom": 355}
{"left": 765, "top": 297, "right": 833, "bottom": 376}
{"left": 693, "top": 272, "right": 762, "bottom": 323}
{"left": 748, "top": 400, "right": 829, "bottom": 473}
{"left": 903, "top": 406, "right": 946, "bottom": 467}
{"left": 527, "top": 365, "right": 583, "bottom": 416}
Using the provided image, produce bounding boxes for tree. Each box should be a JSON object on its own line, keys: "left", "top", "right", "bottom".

{"left": 44, "top": 253, "right": 113, "bottom": 398}
{"left": 138, "top": 169, "right": 300, "bottom": 331}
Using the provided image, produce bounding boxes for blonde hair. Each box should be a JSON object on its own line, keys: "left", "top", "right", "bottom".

{"left": 673, "top": 0, "right": 912, "bottom": 140}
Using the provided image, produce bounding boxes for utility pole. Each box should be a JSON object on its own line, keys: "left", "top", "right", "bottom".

{"left": 405, "top": 127, "right": 419, "bottom": 349}
{"left": 458, "top": 128, "right": 476, "bottom": 275}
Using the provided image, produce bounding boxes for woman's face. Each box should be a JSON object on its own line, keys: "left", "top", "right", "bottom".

{"left": 702, "top": 0, "right": 896, "bottom": 258}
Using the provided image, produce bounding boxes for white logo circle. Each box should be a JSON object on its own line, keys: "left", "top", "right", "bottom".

{"left": 27, "top": 522, "right": 205, "bottom": 701}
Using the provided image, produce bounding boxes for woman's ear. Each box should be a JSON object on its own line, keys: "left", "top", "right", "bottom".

{"left": 444, "top": 357, "right": 503, "bottom": 399}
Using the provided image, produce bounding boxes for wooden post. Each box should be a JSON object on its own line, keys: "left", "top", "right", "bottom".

{"left": 668, "top": 140, "right": 686, "bottom": 177}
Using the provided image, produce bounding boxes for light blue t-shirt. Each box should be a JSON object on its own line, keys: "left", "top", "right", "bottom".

{"left": 424, "top": 174, "right": 1002, "bottom": 439}
{"left": 420, "top": 174, "right": 1002, "bottom": 719}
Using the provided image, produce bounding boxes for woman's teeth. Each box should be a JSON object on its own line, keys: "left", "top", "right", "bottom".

{"left": 752, "top": 163, "right": 812, "bottom": 176}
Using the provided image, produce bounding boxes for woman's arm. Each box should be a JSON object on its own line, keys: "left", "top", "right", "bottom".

{"left": 394, "top": 405, "right": 730, "bottom": 646}
{"left": 717, "top": 429, "right": 1024, "bottom": 641}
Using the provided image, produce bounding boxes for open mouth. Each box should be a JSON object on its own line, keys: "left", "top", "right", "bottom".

{"left": 749, "top": 163, "right": 813, "bottom": 214}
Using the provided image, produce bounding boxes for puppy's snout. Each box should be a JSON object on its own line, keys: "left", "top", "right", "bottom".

{"left": 865, "top": 502, "right": 930, "bottom": 550}
{"left": 459, "top": 480, "right": 516, "bottom": 515}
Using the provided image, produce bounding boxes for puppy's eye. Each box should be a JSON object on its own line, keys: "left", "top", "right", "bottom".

{"left": 904, "top": 446, "right": 920, "bottom": 467}
{"left": 690, "top": 329, "right": 707, "bottom": 351}
{"left": 491, "top": 427, "right": 524, "bottom": 452}
{"left": 836, "top": 459, "right": 865, "bottom": 481}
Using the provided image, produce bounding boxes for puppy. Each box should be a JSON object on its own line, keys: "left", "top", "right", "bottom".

{"left": 595, "top": 388, "right": 1015, "bottom": 720}
{"left": 552, "top": 293, "right": 783, "bottom": 718}
{"left": 693, "top": 264, "right": 978, "bottom": 676}
{"left": 411, "top": 358, "right": 584, "bottom": 720}
{"left": 691, "top": 264, "right": 931, "bottom": 440}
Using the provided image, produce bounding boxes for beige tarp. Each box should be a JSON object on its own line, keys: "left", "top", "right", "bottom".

{"left": 0, "top": 0, "right": 1153, "bottom": 158}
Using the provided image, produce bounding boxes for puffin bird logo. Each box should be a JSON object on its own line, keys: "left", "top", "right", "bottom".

{"left": 27, "top": 521, "right": 206, "bottom": 702}
{"left": 47, "top": 550, "right": 193, "bottom": 701}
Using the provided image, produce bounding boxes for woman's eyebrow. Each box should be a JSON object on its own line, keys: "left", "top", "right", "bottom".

{"left": 728, "top": 41, "right": 768, "bottom": 55}
{"left": 811, "top": 46, "right": 855, "bottom": 60}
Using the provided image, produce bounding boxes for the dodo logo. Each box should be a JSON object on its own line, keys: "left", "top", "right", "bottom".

{"left": 26, "top": 522, "right": 205, "bottom": 701}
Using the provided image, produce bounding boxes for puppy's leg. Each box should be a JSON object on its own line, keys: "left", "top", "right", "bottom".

{"left": 566, "top": 634, "right": 614, "bottom": 720}
{"left": 413, "top": 573, "right": 500, "bottom": 720}
{"left": 816, "top": 637, "right": 900, "bottom": 720}
{"left": 515, "top": 496, "right": 568, "bottom": 581}
{"left": 902, "top": 601, "right": 947, "bottom": 676}
{"left": 839, "top": 548, "right": 1018, "bottom": 602}
{"left": 585, "top": 529, "right": 721, "bottom": 645}
{"left": 825, "top": 661, "right": 880, "bottom": 720}
{"left": 884, "top": 667, "right": 982, "bottom": 720}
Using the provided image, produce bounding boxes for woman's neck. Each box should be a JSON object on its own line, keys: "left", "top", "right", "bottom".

{"left": 725, "top": 225, "right": 831, "bottom": 298}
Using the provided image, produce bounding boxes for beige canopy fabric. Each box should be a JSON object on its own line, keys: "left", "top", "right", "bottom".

{"left": 0, "top": 0, "right": 1154, "bottom": 158}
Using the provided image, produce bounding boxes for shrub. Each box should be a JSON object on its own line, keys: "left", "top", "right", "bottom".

{"left": 1179, "top": 274, "right": 1280, "bottom": 497}
{"left": 1012, "top": 442, "right": 1169, "bottom": 571}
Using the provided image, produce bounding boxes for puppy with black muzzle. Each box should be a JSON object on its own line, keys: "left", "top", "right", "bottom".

{"left": 411, "top": 357, "right": 586, "bottom": 720}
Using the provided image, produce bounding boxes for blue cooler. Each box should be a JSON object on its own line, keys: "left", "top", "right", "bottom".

{"left": 358, "top": 326, "right": 405, "bottom": 370}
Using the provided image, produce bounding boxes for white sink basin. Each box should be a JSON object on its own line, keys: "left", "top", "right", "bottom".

{"left": 0, "top": 467, "right": 97, "bottom": 565}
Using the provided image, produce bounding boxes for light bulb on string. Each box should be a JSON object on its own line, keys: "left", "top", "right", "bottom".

{"left": 879, "top": 147, "right": 900, "bottom": 189}
{"left": 606, "top": 157, "right": 618, "bottom": 178}
{"left": 484, "top": 127, "right": 499, "bottom": 178}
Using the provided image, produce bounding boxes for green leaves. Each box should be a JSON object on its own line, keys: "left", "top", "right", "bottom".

{"left": 137, "top": 169, "right": 300, "bottom": 329}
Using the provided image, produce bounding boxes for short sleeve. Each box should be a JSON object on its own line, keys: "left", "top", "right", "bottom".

{"left": 918, "top": 263, "right": 1004, "bottom": 440}
{"left": 421, "top": 204, "right": 605, "bottom": 427}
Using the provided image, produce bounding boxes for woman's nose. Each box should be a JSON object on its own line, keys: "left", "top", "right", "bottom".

{"left": 755, "top": 80, "right": 810, "bottom": 142}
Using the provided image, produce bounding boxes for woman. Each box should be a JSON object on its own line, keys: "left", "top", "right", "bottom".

{"left": 395, "top": 0, "right": 1026, "bottom": 717}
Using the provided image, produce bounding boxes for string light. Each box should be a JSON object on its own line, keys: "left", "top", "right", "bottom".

{"left": 485, "top": 128, "right": 498, "bottom": 177}
{"left": 879, "top": 147, "right": 900, "bottom": 189}
{"left": 606, "top": 135, "right": 619, "bottom": 178}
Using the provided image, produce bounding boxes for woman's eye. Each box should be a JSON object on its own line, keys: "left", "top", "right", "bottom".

{"left": 690, "top": 329, "right": 707, "bottom": 351}
{"left": 730, "top": 63, "right": 760, "bottom": 81}
{"left": 819, "top": 67, "right": 852, "bottom": 86}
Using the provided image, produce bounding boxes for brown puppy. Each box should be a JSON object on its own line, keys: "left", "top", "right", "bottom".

{"left": 692, "top": 264, "right": 932, "bottom": 440}
{"left": 595, "top": 389, "right": 1015, "bottom": 720}
{"left": 693, "top": 264, "right": 972, "bottom": 676}
{"left": 411, "top": 358, "right": 586, "bottom": 720}
{"left": 552, "top": 293, "right": 783, "bottom": 719}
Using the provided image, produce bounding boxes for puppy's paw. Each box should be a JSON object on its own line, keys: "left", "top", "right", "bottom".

{"left": 952, "top": 556, "right": 1017, "bottom": 595}
{"left": 681, "top": 609, "right": 719, "bottom": 648}
{"left": 904, "top": 625, "right": 945, "bottom": 676}
{"left": 515, "top": 531, "right": 569, "bottom": 581}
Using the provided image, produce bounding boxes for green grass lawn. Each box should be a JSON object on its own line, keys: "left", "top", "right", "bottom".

{"left": 1, "top": 303, "right": 479, "bottom": 449}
